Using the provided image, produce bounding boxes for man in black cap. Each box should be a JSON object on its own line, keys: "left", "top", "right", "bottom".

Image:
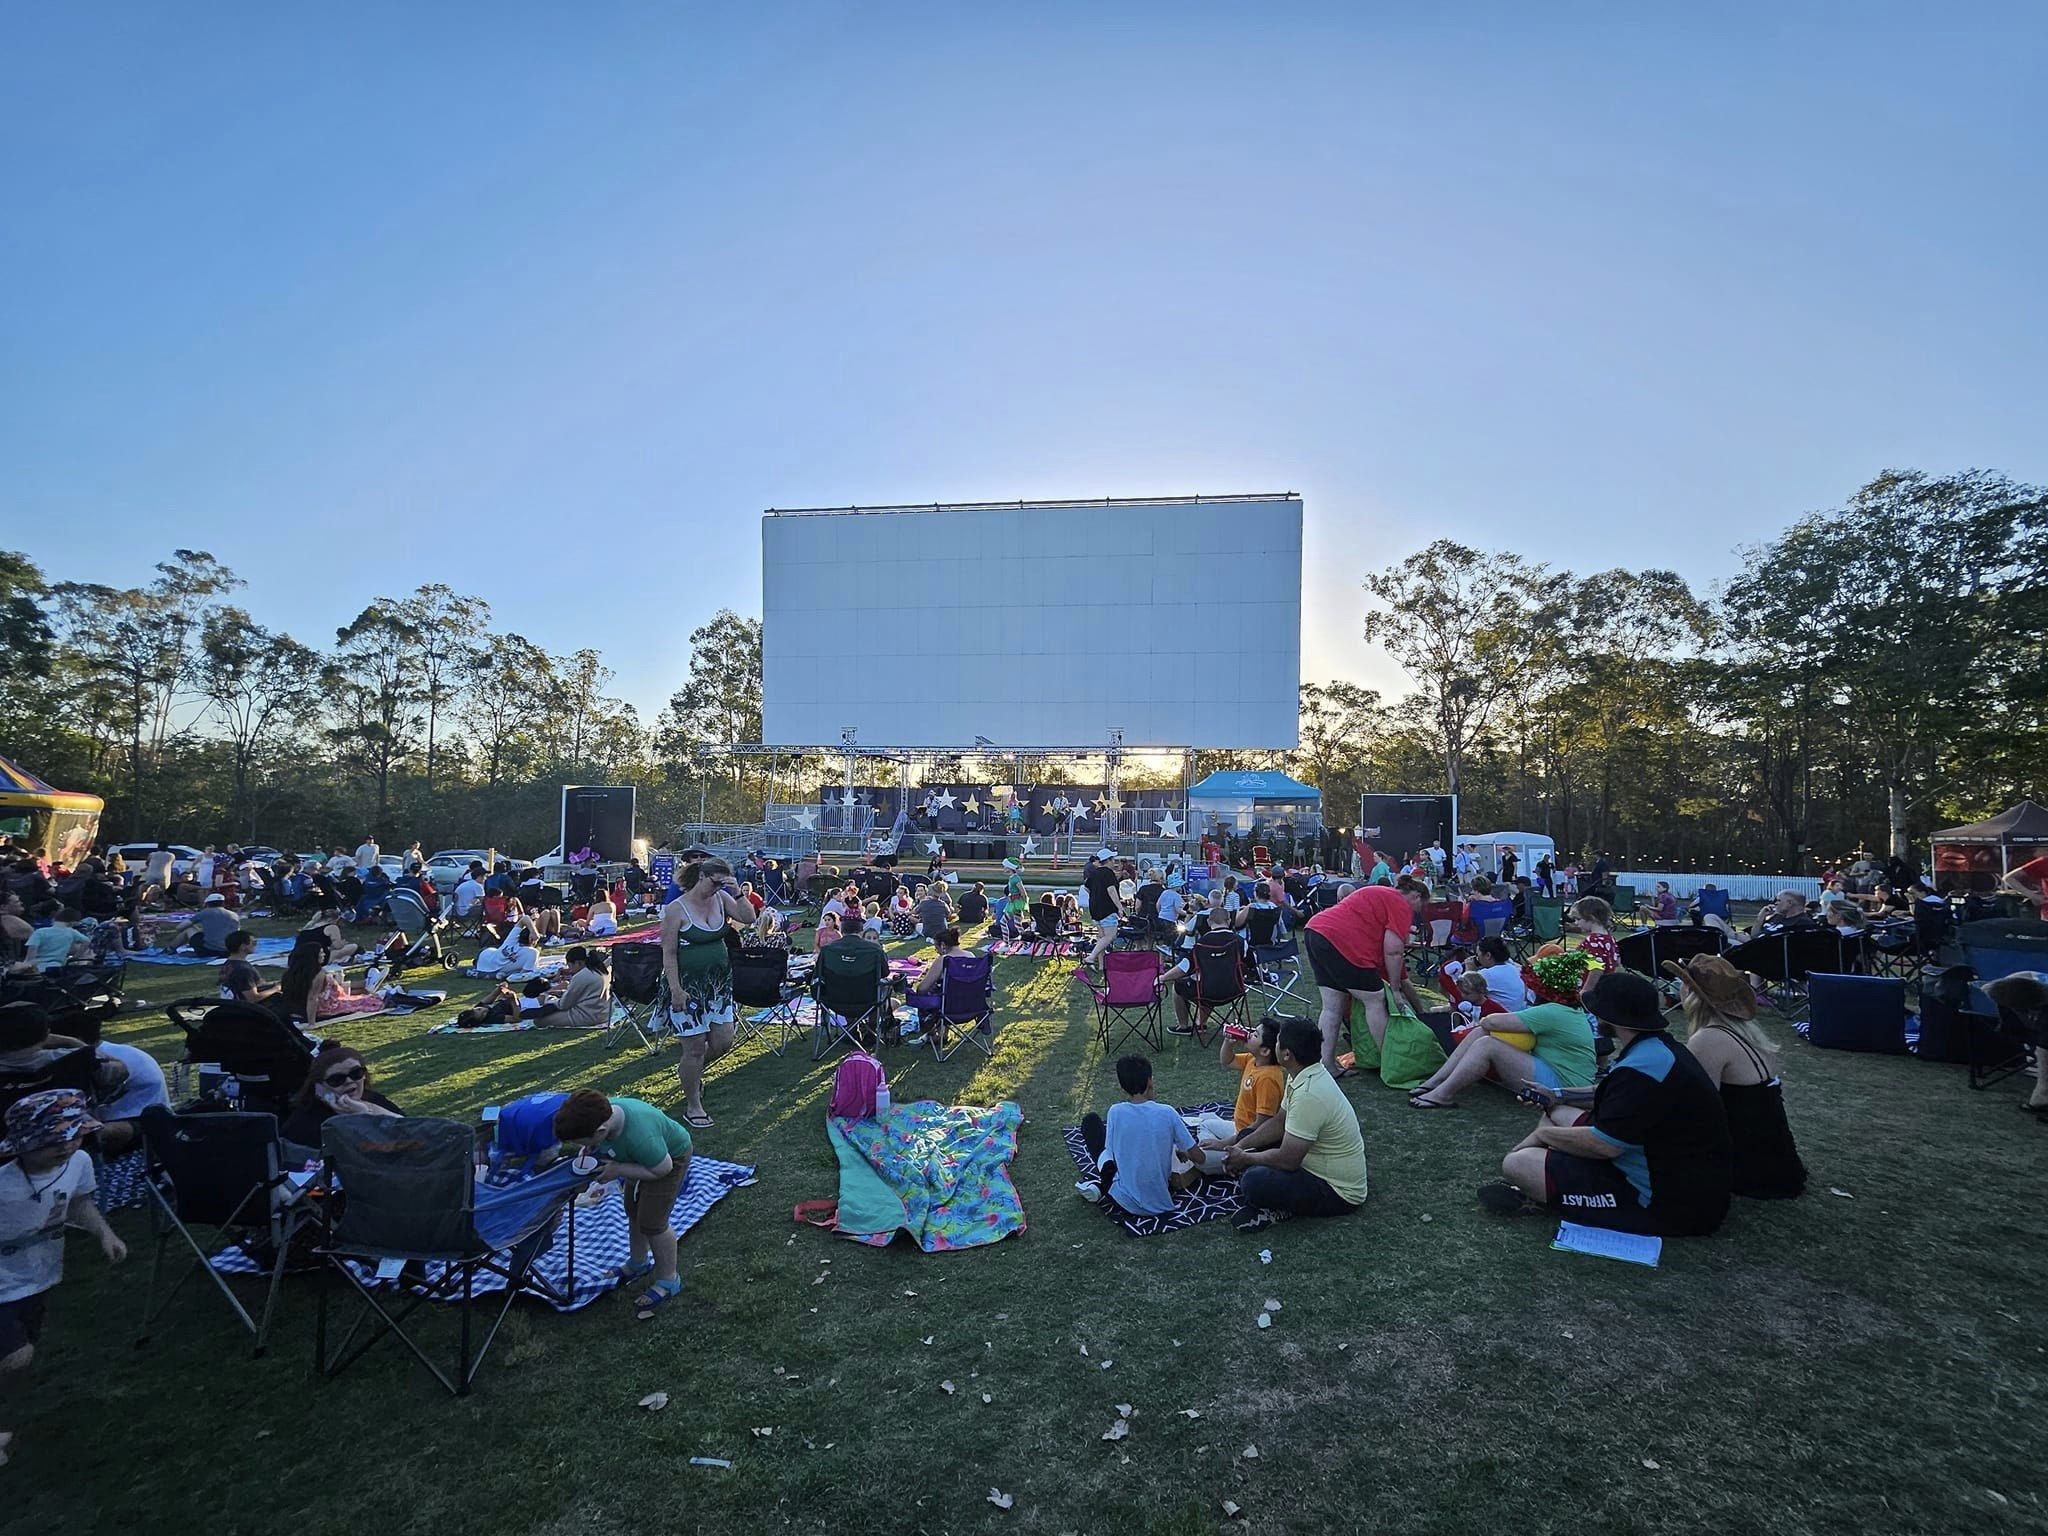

{"left": 1479, "top": 968, "right": 1732, "bottom": 1237}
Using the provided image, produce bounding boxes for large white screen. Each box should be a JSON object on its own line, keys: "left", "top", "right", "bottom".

{"left": 761, "top": 496, "right": 1301, "bottom": 748}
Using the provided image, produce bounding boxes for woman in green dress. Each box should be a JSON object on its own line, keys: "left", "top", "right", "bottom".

{"left": 661, "top": 856, "right": 755, "bottom": 1129}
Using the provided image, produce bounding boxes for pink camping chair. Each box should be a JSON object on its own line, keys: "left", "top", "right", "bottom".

{"left": 1078, "top": 948, "right": 1164, "bottom": 1051}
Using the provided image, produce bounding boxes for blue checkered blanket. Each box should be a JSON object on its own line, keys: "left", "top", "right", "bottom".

{"left": 205, "top": 1155, "right": 754, "bottom": 1311}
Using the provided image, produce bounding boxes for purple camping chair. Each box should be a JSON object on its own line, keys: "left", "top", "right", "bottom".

{"left": 928, "top": 951, "right": 997, "bottom": 1062}
{"left": 1081, "top": 949, "right": 1164, "bottom": 1051}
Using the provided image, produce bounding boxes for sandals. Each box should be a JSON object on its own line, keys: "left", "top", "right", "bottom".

{"left": 633, "top": 1277, "right": 683, "bottom": 1316}
{"left": 1407, "top": 1094, "right": 1459, "bottom": 1110}
{"left": 611, "top": 1257, "right": 656, "bottom": 1286}
{"left": 681, "top": 1110, "right": 715, "bottom": 1130}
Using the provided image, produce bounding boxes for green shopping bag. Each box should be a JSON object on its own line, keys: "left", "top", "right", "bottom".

{"left": 1346, "top": 997, "right": 1445, "bottom": 1091}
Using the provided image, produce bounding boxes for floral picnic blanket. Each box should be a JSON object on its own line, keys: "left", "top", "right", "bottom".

{"left": 826, "top": 1100, "right": 1027, "bottom": 1252}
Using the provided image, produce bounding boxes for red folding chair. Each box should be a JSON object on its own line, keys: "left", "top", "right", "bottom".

{"left": 1078, "top": 949, "right": 1164, "bottom": 1051}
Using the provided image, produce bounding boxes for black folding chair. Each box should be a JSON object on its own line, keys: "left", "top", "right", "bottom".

{"left": 135, "top": 1106, "right": 312, "bottom": 1357}
{"left": 314, "top": 1115, "right": 584, "bottom": 1397}
{"left": 1616, "top": 924, "right": 1727, "bottom": 982}
{"left": 1184, "top": 931, "right": 1252, "bottom": 1046}
{"left": 604, "top": 942, "right": 666, "bottom": 1052}
{"left": 810, "top": 940, "right": 891, "bottom": 1060}
{"left": 0, "top": 1046, "right": 102, "bottom": 1124}
{"left": 731, "top": 944, "right": 804, "bottom": 1056}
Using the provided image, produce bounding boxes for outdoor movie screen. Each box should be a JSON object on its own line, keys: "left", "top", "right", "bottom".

{"left": 760, "top": 496, "right": 1302, "bottom": 749}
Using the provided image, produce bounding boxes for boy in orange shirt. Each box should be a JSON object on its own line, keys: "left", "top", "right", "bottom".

{"left": 1188, "top": 1017, "right": 1286, "bottom": 1173}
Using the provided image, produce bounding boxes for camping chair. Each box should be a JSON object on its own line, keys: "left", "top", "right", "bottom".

{"left": 1185, "top": 931, "right": 1252, "bottom": 1045}
{"left": 1080, "top": 949, "right": 1164, "bottom": 1052}
{"left": 313, "top": 1115, "right": 584, "bottom": 1397}
{"left": 3, "top": 965, "right": 124, "bottom": 1046}
{"left": 1514, "top": 899, "right": 1566, "bottom": 960}
{"left": 731, "top": 944, "right": 805, "bottom": 1057}
{"left": 927, "top": 951, "right": 997, "bottom": 1063}
{"left": 1616, "top": 923, "right": 1726, "bottom": 984}
{"left": 1954, "top": 920, "right": 2048, "bottom": 1089}
{"left": 810, "top": 940, "right": 891, "bottom": 1061}
{"left": 1610, "top": 885, "right": 1642, "bottom": 927}
{"left": 1694, "top": 888, "right": 1732, "bottom": 924}
{"left": 1247, "top": 935, "right": 1316, "bottom": 1021}
{"left": 134, "top": 1106, "right": 314, "bottom": 1357}
{"left": 1413, "top": 903, "right": 1460, "bottom": 972}
{"left": 166, "top": 998, "right": 317, "bottom": 1117}
{"left": 603, "top": 942, "right": 667, "bottom": 1051}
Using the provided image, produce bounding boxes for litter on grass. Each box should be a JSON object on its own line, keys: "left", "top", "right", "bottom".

{"left": 638, "top": 1392, "right": 669, "bottom": 1411}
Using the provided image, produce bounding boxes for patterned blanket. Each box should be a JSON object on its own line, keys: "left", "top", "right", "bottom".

{"left": 826, "top": 1100, "right": 1027, "bottom": 1252}
{"left": 127, "top": 936, "right": 297, "bottom": 967}
{"left": 986, "top": 938, "right": 1082, "bottom": 959}
{"left": 1061, "top": 1101, "right": 1243, "bottom": 1237}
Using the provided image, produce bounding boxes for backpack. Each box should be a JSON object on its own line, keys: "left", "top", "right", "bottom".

{"left": 828, "top": 1050, "right": 887, "bottom": 1119}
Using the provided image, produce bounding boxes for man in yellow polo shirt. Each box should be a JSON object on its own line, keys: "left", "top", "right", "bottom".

{"left": 1223, "top": 1017, "right": 1369, "bottom": 1232}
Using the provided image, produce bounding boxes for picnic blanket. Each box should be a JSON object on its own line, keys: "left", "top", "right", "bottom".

{"left": 986, "top": 937, "right": 1081, "bottom": 959}
{"left": 211, "top": 1156, "right": 755, "bottom": 1312}
{"left": 463, "top": 959, "right": 565, "bottom": 982}
{"left": 1061, "top": 1101, "right": 1243, "bottom": 1237}
{"left": 96, "top": 1148, "right": 148, "bottom": 1213}
{"left": 127, "top": 936, "right": 297, "bottom": 967}
{"left": 824, "top": 1100, "right": 1026, "bottom": 1252}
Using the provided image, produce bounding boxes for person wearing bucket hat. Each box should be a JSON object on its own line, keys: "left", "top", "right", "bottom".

{"left": 1479, "top": 969, "right": 1733, "bottom": 1236}
{"left": 1, "top": 1089, "right": 127, "bottom": 1465}
{"left": 1665, "top": 957, "right": 1808, "bottom": 1199}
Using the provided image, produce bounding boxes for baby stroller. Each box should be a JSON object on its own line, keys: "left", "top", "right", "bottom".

{"left": 382, "top": 887, "right": 456, "bottom": 977}
{"left": 165, "top": 998, "right": 319, "bottom": 1119}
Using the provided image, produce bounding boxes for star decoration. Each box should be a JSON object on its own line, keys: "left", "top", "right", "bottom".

{"left": 1070, "top": 802, "right": 1089, "bottom": 822}
{"left": 821, "top": 791, "right": 840, "bottom": 808}
{"left": 793, "top": 807, "right": 819, "bottom": 831}
{"left": 1154, "top": 810, "right": 1183, "bottom": 838}
{"left": 964, "top": 794, "right": 981, "bottom": 816}
{"left": 1020, "top": 837, "right": 1039, "bottom": 857}
{"left": 1093, "top": 795, "right": 1110, "bottom": 814}
{"left": 933, "top": 789, "right": 957, "bottom": 811}
{"left": 925, "top": 836, "right": 944, "bottom": 856}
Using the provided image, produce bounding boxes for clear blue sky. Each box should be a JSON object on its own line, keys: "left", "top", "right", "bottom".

{"left": 5, "top": 3, "right": 2042, "bottom": 721}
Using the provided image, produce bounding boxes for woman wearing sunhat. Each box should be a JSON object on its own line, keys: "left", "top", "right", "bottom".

{"left": 1479, "top": 968, "right": 1733, "bottom": 1236}
{"left": 1663, "top": 956, "right": 1807, "bottom": 1199}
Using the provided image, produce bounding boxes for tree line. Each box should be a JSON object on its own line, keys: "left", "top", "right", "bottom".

{"left": 0, "top": 551, "right": 776, "bottom": 856}
{"left": 2, "top": 468, "right": 2040, "bottom": 871}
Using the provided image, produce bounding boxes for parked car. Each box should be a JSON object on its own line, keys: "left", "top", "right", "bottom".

{"left": 425, "top": 850, "right": 488, "bottom": 885}
{"left": 239, "top": 845, "right": 285, "bottom": 866}
{"left": 107, "top": 842, "right": 203, "bottom": 877}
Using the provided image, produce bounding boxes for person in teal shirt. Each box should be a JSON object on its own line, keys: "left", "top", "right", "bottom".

{"left": 1408, "top": 1000, "right": 1600, "bottom": 1109}
{"left": 551, "top": 1090, "right": 694, "bottom": 1313}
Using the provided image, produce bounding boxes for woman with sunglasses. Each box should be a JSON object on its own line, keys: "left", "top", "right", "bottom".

{"left": 281, "top": 1045, "right": 403, "bottom": 1152}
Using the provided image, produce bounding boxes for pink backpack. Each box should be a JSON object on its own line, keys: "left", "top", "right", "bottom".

{"left": 828, "top": 1050, "right": 887, "bottom": 1118}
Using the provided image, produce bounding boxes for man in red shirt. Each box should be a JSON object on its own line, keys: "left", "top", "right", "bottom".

{"left": 1303, "top": 882, "right": 1426, "bottom": 1075}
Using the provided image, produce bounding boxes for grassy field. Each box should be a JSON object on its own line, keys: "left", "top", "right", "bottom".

{"left": 9, "top": 908, "right": 2046, "bottom": 1535}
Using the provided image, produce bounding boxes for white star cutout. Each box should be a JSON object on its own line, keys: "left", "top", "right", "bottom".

{"left": 925, "top": 836, "right": 944, "bottom": 856}
{"left": 933, "top": 789, "right": 957, "bottom": 811}
{"left": 793, "top": 807, "right": 818, "bottom": 831}
{"left": 1070, "top": 802, "right": 1089, "bottom": 822}
{"left": 1020, "top": 837, "right": 1039, "bottom": 857}
{"left": 1154, "top": 811, "right": 1183, "bottom": 838}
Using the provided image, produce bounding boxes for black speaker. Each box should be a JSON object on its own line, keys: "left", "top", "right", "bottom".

{"left": 561, "top": 786, "right": 636, "bottom": 863}
{"left": 989, "top": 838, "right": 1007, "bottom": 859}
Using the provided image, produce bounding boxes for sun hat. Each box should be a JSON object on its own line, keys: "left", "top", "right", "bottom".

{"left": 203, "top": 892, "right": 227, "bottom": 905}
{"left": 1582, "top": 968, "right": 1668, "bottom": 1032}
{"left": 2, "top": 1089, "right": 101, "bottom": 1157}
{"left": 1661, "top": 955, "right": 1757, "bottom": 1020}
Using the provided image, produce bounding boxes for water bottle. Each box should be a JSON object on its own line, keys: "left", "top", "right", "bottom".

{"left": 873, "top": 1082, "right": 892, "bottom": 1116}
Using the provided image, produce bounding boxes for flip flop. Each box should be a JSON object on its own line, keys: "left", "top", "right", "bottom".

{"left": 610, "top": 1258, "right": 656, "bottom": 1286}
{"left": 633, "top": 1278, "right": 683, "bottom": 1316}
{"left": 681, "top": 1111, "right": 715, "bottom": 1130}
{"left": 1407, "top": 1095, "right": 1459, "bottom": 1110}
